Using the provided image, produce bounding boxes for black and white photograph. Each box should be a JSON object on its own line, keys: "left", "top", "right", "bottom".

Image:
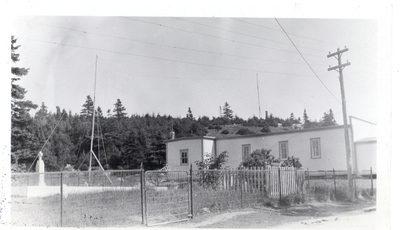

{"left": 1, "top": 1, "right": 397, "bottom": 229}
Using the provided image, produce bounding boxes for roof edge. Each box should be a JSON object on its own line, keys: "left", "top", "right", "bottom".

{"left": 165, "top": 135, "right": 216, "bottom": 143}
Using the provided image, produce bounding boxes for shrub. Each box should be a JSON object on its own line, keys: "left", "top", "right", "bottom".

{"left": 241, "top": 148, "right": 278, "bottom": 168}
{"left": 221, "top": 129, "right": 229, "bottom": 135}
{"left": 80, "top": 164, "right": 89, "bottom": 171}
{"left": 279, "top": 196, "right": 292, "bottom": 207}
{"left": 195, "top": 151, "right": 229, "bottom": 189}
{"left": 333, "top": 186, "right": 349, "bottom": 201}
{"left": 280, "top": 156, "right": 302, "bottom": 169}
{"left": 260, "top": 126, "right": 271, "bottom": 133}
{"left": 236, "top": 128, "right": 255, "bottom": 135}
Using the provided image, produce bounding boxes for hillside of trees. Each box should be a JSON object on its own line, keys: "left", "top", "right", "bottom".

{"left": 11, "top": 36, "right": 338, "bottom": 172}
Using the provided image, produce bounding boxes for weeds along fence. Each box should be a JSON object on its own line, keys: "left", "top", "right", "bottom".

{"left": 11, "top": 170, "right": 143, "bottom": 227}
{"left": 305, "top": 167, "right": 376, "bottom": 202}
{"left": 10, "top": 167, "right": 376, "bottom": 227}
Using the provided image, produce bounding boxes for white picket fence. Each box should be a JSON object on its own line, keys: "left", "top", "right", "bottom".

{"left": 217, "top": 167, "right": 306, "bottom": 198}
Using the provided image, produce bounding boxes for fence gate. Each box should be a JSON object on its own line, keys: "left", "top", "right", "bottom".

{"left": 144, "top": 171, "right": 191, "bottom": 226}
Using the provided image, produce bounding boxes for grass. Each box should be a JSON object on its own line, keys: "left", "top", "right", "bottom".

{"left": 11, "top": 174, "right": 376, "bottom": 227}
{"left": 307, "top": 178, "right": 376, "bottom": 202}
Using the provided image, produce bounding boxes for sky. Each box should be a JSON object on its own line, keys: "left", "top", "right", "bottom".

{"left": 10, "top": 16, "right": 379, "bottom": 140}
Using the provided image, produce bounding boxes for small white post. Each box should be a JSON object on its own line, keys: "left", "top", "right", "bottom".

{"left": 36, "top": 151, "right": 46, "bottom": 186}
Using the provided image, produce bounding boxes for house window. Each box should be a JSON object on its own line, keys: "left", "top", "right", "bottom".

{"left": 279, "top": 141, "right": 289, "bottom": 160}
{"left": 242, "top": 144, "right": 251, "bottom": 161}
{"left": 310, "top": 138, "right": 321, "bottom": 159}
{"left": 180, "top": 149, "right": 188, "bottom": 165}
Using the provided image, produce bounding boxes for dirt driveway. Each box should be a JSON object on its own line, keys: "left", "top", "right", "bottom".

{"left": 166, "top": 200, "right": 376, "bottom": 229}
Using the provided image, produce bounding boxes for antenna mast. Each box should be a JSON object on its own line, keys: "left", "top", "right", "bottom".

{"left": 89, "top": 55, "right": 98, "bottom": 181}
{"left": 256, "top": 73, "right": 261, "bottom": 119}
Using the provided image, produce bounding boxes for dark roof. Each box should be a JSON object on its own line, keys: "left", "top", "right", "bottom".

{"left": 165, "top": 136, "right": 215, "bottom": 143}
{"left": 166, "top": 125, "right": 346, "bottom": 143}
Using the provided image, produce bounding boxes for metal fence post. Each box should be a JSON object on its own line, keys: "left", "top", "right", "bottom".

{"left": 354, "top": 171, "right": 357, "bottom": 198}
{"left": 307, "top": 169, "right": 311, "bottom": 201}
{"left": 189, "top": 164, "right": 194, "bottom": 219}
{"left": 333, "top": 168, "right": 337, "bottom": 199}
{"left": 370, "top": 167, "right": 374, "bottom": 196}
{"left": 60, "top": 172, "right": 63, "bottom": 227}
{"left": 140, "top": 164, "right": 145, "bottom": 225}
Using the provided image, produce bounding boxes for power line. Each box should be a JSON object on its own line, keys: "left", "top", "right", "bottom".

{"left": 17, "top": 19, "right": 326, "bottom": 67}
{"left": 274, "top": 18, "right": 341, "bottom": 104}
{"left": 233, "top": 18, "right": 341, "bottom": 47}
{"left": 174, "top": 17, "right": 327, "bottom": 53}
{"left": 18, "top": 36, "right": 314, "bottom": 78}
{"left": 121, "top": 17, "right": 322, "bottom": 58}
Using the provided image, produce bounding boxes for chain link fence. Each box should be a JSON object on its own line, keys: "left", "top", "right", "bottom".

{"left": 305, "top": 168, "right": 376, "bottom": 201}
{"left": 11, "top": 167, "right": 376, "bottom": 227}
{"left": 11, "top": 170, "right": 143, "bottom": 227}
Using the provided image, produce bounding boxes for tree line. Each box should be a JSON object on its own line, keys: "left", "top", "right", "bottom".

{"left": 11, "top": 36, "right": 337, "bottom": 172}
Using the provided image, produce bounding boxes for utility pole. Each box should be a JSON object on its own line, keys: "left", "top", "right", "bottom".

{"left": 327, "top": 47, "right": 355, "bottom": 201}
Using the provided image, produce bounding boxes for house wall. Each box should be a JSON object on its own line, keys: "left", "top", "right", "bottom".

{"left": 166, "top": 138, "right": 202, "bottom": 171}
{"left": 354, "top": 140, "right": 377, "bottom": 172}
{"left": 215, "top": 126, "right": 348, "bottom": 171}
{"left": 166, "top": 137, "right": 215, "bottom": 170}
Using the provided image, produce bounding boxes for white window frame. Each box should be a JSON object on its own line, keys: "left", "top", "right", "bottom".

{"left": 242, "top": 144, "right": 251, "bottom": 161}
{"left": 180, "top": 149, "right": 188, "bottom": 165}
{"left": 310, "top": 138, "right": 321, "bottom": 159}
{"left": 279, "top": 141, "right": 289, "bottom": 160}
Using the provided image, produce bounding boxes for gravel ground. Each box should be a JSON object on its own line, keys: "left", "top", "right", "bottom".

{"left": 5, "top": 200, "right": 376, "bottom": 229}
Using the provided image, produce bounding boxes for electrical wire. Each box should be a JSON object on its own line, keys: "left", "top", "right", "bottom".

{"left": 174, "top": 17, "right": 328, "bottom": 53}
{"left": 233, "top": 18, "right": 341, "bottom": 47}
{"left": 274, "top": 18, "right": 341, "bottom": 104}
{"left": 15, "top": 19, "right": 324, "bottom": 67}
{"left": 18, "top": 36, "right": 313, "bottom": 78}
{"left": 121, "top": 17, "right": 322, "bottom": 58}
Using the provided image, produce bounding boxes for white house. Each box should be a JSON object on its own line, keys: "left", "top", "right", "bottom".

{"left": 166, "top": 125, "right": 376, "bottom": 171}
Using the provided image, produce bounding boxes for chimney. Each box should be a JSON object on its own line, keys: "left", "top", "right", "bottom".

{"left": 265, "top": 111, "right": 268, "bottom": 120}
{"left": 170, "top": 131, "right": 175, "bottom": 140}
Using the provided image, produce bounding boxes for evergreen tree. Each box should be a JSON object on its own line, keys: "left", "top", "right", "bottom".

{"left": 113, "top": 99, "right": 127, "bottom": 119}
{"left": 80, "top": 95, "right": 94, "bottom": 119}
{"left": 321, "top": 109, "right": 337, "bottom": 126}
{"left": 187, "top": 107, "right": 193, "bottom": 119}
{"left": 222, "top": 102, "right": 233, "bottom": 119}
{"left": 303, "top": 109, "right": 311, "bottom": 128}
{"left": 11, "top": 36, "right": 38, "bottom": 166}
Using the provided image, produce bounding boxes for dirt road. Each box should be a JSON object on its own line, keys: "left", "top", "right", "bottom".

{"left": 166, "top": 200, "right": 376, "bottom": 229}
{"left": 6, "top": 201, "right": 376, "bottom": 229}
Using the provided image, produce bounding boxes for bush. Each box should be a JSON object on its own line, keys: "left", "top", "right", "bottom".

{"left": 260, "top": 126, "right": 271, "bottom": 133}
{"left": 279, "top": 196, "right": 292, "bottom": 207}
{"left": 80, "top": 164, "right": 89, "bottom": 171}
{"left": 195, "top": 151, "right": 229, "bottom": 189}
{"left": 236, "top": 128, "right": 255, "bottom": 135}
{"left": 221, "top": 129, "right": 229, "bottom": 135}
{"left": 280, "top": 156, "right": 302, "bottom": 169}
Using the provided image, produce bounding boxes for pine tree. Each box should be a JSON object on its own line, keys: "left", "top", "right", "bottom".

{"left": 187, "top": 107, "right": 193, "bottom": 119}
{"left": 113, "top": 99, "right": 127, "bottom": 119}
{"left": 80, "top": 95, "right": 94, "bottom": 119}
{"left": 11, "top": 36, "right": 38, "bottom": 166}
{"left": 321, "top": 109, "right": 337, "bottom": 126}
{"left": 303, "top": 109, "right": 311, "bottom": 128}
{"left": 222, "top": 102, "right": 233, "bottom": 119}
